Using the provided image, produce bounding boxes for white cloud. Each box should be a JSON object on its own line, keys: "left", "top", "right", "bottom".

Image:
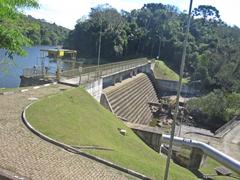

{"left": 161, "top": 0, "right": 240, "bottom": 27}
{"left": 25, "top": 0, "right": 240, "bottom": 29}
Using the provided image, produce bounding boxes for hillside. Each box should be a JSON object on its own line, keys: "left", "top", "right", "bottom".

{"left": 26, "top": 87, "right": 196, "bottom": 180}
{"left": 21, "top": 15, "right": 70, "bottom": 45}
{"left": 64, "top": 3, "right": 240, "bottom": 93}
{"left": 153, "top": 60, "right": 188, "bottom": 83}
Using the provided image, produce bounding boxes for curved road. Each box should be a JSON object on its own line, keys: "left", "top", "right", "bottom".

{"left": 0, "top": 84, "right": 134, "bottom": 179}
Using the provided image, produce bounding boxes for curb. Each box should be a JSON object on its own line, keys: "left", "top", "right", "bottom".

{"left": 0, "top": 82, "right": 58, "bottom": 96}
{"left": 0, "top": 167, "right": 29, "bottom": 180}
{"left": 22, "top": 103, "right": 151, "bottom": 180}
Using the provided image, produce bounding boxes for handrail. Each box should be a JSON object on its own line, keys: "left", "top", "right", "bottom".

{"left": 161, "top": 134, "right": 240, "bottom": 174}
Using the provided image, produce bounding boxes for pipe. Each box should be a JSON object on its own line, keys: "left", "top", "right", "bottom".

{"left": 161, "top": 134, "right": 240, "bottom": 174}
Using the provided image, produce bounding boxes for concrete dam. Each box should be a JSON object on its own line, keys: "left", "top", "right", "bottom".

{"left": 21, "top": 58, "right": 240, "bottom": 174}
{"left": 103, "top": 73, "right": 158, "bottom": 125}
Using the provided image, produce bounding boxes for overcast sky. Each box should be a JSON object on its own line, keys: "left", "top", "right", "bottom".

{"left": 25, "top": 0, "right": 240, "bottom": 29}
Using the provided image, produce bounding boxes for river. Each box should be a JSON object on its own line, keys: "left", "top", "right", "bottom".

{"left": 0, "top": 46, "right": 56, "bottom": 88}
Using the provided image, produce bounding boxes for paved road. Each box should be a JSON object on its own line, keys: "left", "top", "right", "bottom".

{"left": 0, "top": 84, "right": 134, "bottom": 180}
{"left": 221, "top": 122, "right": 240, "bottom": 161}
{"left": 183, "top": 123, "right": 240, "bottom": 161}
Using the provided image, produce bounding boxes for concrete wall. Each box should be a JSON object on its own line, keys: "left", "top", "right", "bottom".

{"left": 100, "top": 93, "right": 113, "bottom": 113}
{"left": 84, "top": 78, "right": 103, "bottom": 102}
{"left": 102, "top": 63, "right": 152, "bottom": 89}
{"left": 132, "top": 129, "right": 162, "bottom": 152}
{"left": 20, "top": 76, "right": 52, "bottom": 87}
{"left": 155, "top": 79, "right": 200, "bottom": 97}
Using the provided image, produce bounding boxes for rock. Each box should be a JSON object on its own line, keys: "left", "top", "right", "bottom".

{"left": 119, "top": 129, "right": 126, "bottom": 136}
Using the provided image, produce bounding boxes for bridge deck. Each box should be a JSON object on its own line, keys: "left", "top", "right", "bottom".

{"left": 59, "top": 58, "right": 151, "bottom": 86}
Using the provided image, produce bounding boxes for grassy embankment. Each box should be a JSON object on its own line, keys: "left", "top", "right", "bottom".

{"left": 154, "top": 60, "right": 188, "bottom": 83}
{"left": 200, "top": 157, "right": 240, "bottom": 180}
{"left": 177, "top": 148, "right": 239, "bottom": 180}
{"left": 26, "top": 87, "right": 196, "bottom": 180}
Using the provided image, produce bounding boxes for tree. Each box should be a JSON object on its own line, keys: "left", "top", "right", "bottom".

{"left": 0, "top": 0, "right": 39, "bottom": 58}
{"left": 193, "top": 5, "right": 221, "bottom": 23}
{"left": 66, "top": 4, "right": 128, "bottom": 61}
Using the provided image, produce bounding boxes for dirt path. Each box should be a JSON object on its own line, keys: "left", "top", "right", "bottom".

{"left": 0, "top": 84, "right": 134, "bottom": 180}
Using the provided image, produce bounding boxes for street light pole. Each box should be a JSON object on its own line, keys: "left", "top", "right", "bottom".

{"left": 163, "top": 0, "right": 193, "bottom": 180}
{"left": 97, "top": 17, "right": 102, "bottom": 78}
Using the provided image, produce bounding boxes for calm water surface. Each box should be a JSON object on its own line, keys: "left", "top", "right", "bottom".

{"left": 0, "top": 46, "right": 56, "bottom": 88}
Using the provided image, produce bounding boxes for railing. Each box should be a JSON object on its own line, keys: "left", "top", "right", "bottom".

{"left": 22, "top": 66, "right": 44, "bottom": 78}
{"left": 22, "top": 66, "right": 55, "bottom": 78}
{"left": 60, "top": 58, "right": 152, "bottom": 85}
{"left": 214, "top": 116, "right": 240, "bottom": 137}
{"left": 22, "top": 58, "right": 153, "bottom": 84}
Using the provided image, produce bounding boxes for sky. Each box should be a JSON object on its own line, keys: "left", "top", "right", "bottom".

{"left": 25, "top": 0, "right": 240, "bottom": 29}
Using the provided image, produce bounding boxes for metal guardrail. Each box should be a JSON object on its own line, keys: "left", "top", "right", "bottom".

{"left": 22, "top": 58, "right": 153, "bottom": 84}
{"left": 162, "top": 134, "right": 240, "bottom": 174}
{"left": 22, "top": 66, "right": 44, "bottom": 78}
{"left": 215, "top": 116, "right": 240, "bottom": 137}
{"left": 61, "top": 58, "right": 152, "bottom": 84}
{"left": 22, "top": 66, "right": 55, "bottom": 78}
{"left": 62, "top": 58, "right": 150, "bottom": 77}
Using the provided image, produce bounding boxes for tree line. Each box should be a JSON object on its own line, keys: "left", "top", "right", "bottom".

{"left": 23, "top": 15, "right": 70, "bottom": 46}
{"left": 64, "top": 3, "right": 240, "bottom": 93}
{"left": 1, "top": 1, "right": 69, "bottom": 59}
{"left": 64, "top": 3, "right": 240, "bottom": 125}
{"left": 1, "top": 1, "right": 239, "bottom": 125}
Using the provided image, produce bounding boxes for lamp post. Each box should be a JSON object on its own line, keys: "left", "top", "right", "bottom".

{"left": 97, "top": 17, "right": 102, "bottom": 78}
{"left": 163, "top": 0, "right": 193, "bottom": 179}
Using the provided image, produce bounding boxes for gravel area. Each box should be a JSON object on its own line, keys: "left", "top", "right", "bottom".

{"left": 0, "top": 84, "right": 135, "bottom": 180}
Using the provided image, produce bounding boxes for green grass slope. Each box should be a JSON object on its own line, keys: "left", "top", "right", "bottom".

{"left": 199, "top": 157, "right": 240, "bottom": 180}
{"left": 26, "top": 87, "right": 196, "bottom": 179}
{"left": 154, "top": 60, "right": 188, "bottom": 83}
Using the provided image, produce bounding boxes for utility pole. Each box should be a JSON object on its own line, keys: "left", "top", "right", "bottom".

{"left": 97, "top": 17, "right": 102, "bottom": 78}
{"left": 163, "top": 0, "right": 193, "bottom": 180}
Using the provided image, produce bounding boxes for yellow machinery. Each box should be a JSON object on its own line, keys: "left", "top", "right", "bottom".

{"left": 40, "top": 48, "right": 77, "bottom": 81}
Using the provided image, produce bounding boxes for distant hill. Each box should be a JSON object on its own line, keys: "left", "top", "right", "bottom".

{"left": 21, "top": 15, "right": 70, "bottom": 46}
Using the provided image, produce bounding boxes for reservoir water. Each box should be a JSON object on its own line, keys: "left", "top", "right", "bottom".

{"left": 0, "top": 46, "right": 56, "bottom": 88}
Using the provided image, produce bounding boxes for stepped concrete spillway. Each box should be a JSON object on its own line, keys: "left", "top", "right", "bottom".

{"left": 103, "top": 73, "right": 158, "bottom": 125}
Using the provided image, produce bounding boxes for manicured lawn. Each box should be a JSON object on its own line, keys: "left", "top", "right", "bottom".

{"left": 154, "top": 60, "right": 188, "bottom": 83}
{"left": 26, "top": 87, "right": 196, "bottom": 179}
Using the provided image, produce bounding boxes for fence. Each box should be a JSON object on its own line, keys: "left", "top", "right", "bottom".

{"left": 22, "top": 66, "right": 55, "bottom": 78}
{"left": 61, "top": 58, "right": 152, "bottom": 84}
{"left": 22, "top": 66, "right": 44, "bottom": 78}
{"left": 22, "top": 58, "right": 153, "bottom": 85}
{"left": 214, "top": 116, "right": 240, "bottom": 138}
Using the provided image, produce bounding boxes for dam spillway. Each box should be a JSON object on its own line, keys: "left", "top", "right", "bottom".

{"left": 103, "top": 73, "right": 158, "bottom": 125}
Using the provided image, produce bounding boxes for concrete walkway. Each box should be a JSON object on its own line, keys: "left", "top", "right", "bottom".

{"left": 0, "top": 84, "right": 134, "bottom": 180}
{"left": 183, "top": 124, "right": 240, "bottom": 161}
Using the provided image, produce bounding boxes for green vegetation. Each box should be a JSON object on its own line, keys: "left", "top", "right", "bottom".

{"left": 23, "top": 15, "right": 69, "bottom": 46}
{"left": 26, "top": 87, "right": 196, "bottom": 180}
{"left": 199, "top": 157, "right": 240, "bottom": 180}
{"left": 65, "top": 4, "right": 240, "bottom": 93}
{"left": 187, "top": 90, "right": 240, "bottom": 129}
{"left": 154, "top": 60, "right": 188, "bottom": 83}
{"left": 0, "top": 0, "right": 39, "bottom": 58}
{"left": 0, "top": 0, "right": 68, "bottom": 62}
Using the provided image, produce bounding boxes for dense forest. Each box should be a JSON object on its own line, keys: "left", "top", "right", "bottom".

{"left": 65, "top": 3, "right": 240, "bottom": 126}
{"left": 22, "top": 15, "right": 70, "bottom": 46}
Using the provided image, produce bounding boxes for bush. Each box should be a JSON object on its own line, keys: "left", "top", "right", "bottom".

{"left": 187, "top": 90, "right": 240, "bottom": 129}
